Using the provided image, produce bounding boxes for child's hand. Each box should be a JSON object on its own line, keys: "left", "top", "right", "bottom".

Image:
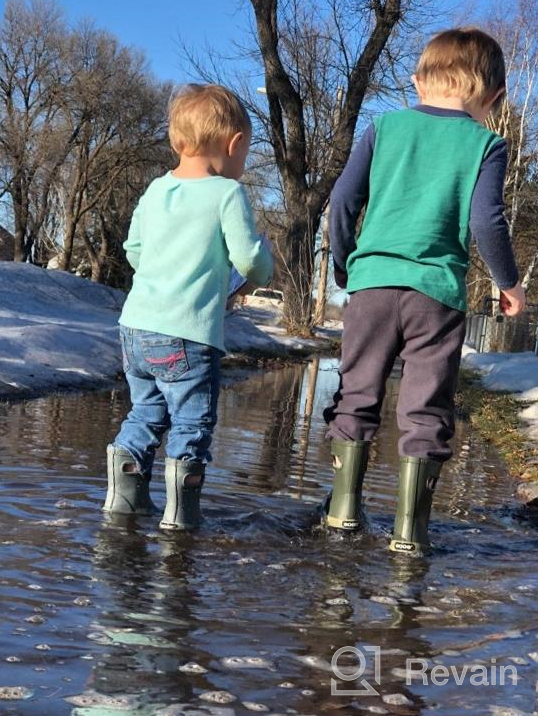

{"left": 500, "top": 282, "right": 526, "bottom": 316}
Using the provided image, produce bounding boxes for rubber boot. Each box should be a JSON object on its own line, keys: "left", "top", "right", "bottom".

{"left": 325, "top": 439, "right": 369, "bottom": 530}
{"left": 159, "top": 459, "right": 205, "bottom": 531}
{"left": 389, "top": 456, "right": 442, "bottom": 555}
{"left": 103, "top": 444, "right": 157, "bottom": 515}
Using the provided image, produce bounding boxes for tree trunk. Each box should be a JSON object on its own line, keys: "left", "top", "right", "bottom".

{"left": 522, "top": 250, "right": 538, "bottom": 291}
{"left": 282, "top": 216, "right": 316, "bottom": 334}
{"left": 95, "top": 222, "right": 111, "bottom": 284}
{"left": 12, "top": 182, "right": 29, "bottom": 262}
{"left": 90, "top": 259, "right": 103, "bottom": 282}
{"left": 59, "top": 217, "right": 76, "bottom": 271}
{"left": 13, "top": 227, "right": 26, "bottom": 262}
{"left": 283, "top": 273, "right": 314, "bottom": 334}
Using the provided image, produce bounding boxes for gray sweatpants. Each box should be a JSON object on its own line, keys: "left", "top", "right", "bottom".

{"left": 325, "top": 288, "right": 466, "bottom": 462}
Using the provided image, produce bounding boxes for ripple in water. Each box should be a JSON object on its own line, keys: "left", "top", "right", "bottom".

{"left": 0, "top": 359, "right": 536, "bottom": 714}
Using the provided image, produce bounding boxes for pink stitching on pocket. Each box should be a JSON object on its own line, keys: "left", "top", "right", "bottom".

{"left": 146, "top": 350, "right": 186, "bottom": 370}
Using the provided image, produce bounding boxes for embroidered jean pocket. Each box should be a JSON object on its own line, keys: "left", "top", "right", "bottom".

{"left": 141, "top": 335, "right": 188, "bottom": 381}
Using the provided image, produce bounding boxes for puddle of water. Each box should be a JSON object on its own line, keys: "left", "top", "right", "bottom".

{"left": 0, "top": 358, "right": 537, "bottom": 716}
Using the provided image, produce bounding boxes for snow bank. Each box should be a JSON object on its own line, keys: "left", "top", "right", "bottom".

{"left": 0, "top": 262, "right": 125, "bottom": 398}
{"left": 462, "top": 347, "right": 538, "bottom": 440}
{"left": 230, "top": 304, "right": 340, "bottom": 354}
{"left": 462, "top": 348, "right": 538, "bottom": 393}
{"left": 462, "top": 346, "right": 538, "bottom": 503}
{"left": 0, "top": 263, "right": 331, "bottom": 400}
{"left": 223, "top": 311, "right": 287, "bottom": 355}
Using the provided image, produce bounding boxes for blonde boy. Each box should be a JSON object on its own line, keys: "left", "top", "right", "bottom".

{"left": 104, "top": 84, "right": 273, "bottom": 529}
{"left": 323, "top": 28, "right": 524, "bottom": 553}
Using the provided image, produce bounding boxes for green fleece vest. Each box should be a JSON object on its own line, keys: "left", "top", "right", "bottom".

{"left": 346, "top": 109, "right": 503, "bottom": 311}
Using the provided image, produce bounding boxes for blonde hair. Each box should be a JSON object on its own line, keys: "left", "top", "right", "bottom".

{"left": 168, "top": 83, "right": 251, "bottom": 156}
{"left": 416, "top": 28, "right": 505, "bottom": 108}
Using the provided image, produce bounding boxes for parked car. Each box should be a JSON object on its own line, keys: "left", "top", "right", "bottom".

{"left": 243, "top": 288, "right": 284, "bottom": 309}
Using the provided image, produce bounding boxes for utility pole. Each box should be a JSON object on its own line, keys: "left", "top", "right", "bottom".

{"left": 313, "top": 211, "right": 332, "bottom": 326}
{"left": 313, "top": 86, "right": 344, "bottom": 327}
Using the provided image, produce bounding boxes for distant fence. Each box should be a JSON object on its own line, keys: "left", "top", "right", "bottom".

{"left": 465, "top": 298, "right": 538, "bottom": 354}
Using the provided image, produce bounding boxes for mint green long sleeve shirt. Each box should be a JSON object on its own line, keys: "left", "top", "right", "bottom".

{"left": 119, "top": 173, "right": 273, "bottom": 352}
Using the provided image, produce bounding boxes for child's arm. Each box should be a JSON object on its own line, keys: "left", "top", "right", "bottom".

{"left": 221, "top": 184, "right": 273, "bottom": 287}
{"left": 470, "top": 140, "right": 525, "bottom": 316}
{"left": 329, "top": 123, "right": 375, "bottom": 287}
{"left": 123, "top": 199, "right": 144, "bottom": 271}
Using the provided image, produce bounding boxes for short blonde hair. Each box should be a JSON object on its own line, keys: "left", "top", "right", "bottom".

{"left": 168, "top": 83, "right": 251, "bottom": 156}
{"left": 416, "top": 28, "right": 505, "bottom": 108}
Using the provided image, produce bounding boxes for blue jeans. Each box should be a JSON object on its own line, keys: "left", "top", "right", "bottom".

{"left": 114, "top": 326, "right": 221, "bottom": 475}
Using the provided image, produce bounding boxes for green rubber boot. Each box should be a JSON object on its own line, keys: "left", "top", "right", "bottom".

{"left": 103, "top": 445, "right": 157, "bottom": 515}
{"left": 325, "top": 439, "right": 369, "bottom": 530}
{"left": 389, "top": 456, "right": 442, "bottom": 555}
{"left": 159, "top": 459, "right": 205, "bottom": 531}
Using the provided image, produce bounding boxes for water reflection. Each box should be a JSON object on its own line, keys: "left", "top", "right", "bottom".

{"left": 0, "top": 359, "right": 536, "bottom": 715}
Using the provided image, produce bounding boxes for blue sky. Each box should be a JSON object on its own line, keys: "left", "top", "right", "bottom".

{"left": 0, "top": 0, "right": 250, "bottom": 83}
{"left": 0, "top": 0, "right": 493, "bottom": 85}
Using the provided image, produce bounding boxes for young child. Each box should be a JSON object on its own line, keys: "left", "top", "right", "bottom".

{"left": 104, "top": 84, "right": 273, "bottom": 529}
{"left": 323, "top": 28, "right": 525, "bottom": 554}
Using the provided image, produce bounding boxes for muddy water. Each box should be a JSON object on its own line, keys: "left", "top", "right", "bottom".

{"left": 0, "top": 359, "right": 537, "bottom": 716}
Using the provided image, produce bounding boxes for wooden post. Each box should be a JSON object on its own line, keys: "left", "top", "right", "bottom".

{"left": 313, "top": 86, "right": 344, "bottom": 327}
{"left": 313, "top": 217, "right": 331, "bottom": 326}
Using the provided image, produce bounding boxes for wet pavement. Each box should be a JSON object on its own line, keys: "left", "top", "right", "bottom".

{"left": 0, "top": 358, "right": 537, "bottom": 715}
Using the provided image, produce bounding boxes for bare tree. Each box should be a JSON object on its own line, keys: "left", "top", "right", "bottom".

{"left": 182, "top": 0, "right": 409, "bottom": 333}
{"left": 51, "top": 24, "right": 170, "bottom": 273}
{"left": 468, "top": 0, "right": 538, "bottom": 308}
{"left": 252, "top": 0, "right": 407, "bottom": 332}
{"left": 0, "top": 0, "right": 77, "bottom": 261}
{"left": 0, "top": 0, "right": 171, "bottom": 286}
{"left": 78, "top": 152, "right": 171, "bottom": 285}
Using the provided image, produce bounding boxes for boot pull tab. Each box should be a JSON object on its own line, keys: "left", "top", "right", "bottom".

{"left": 120, "top": 460, "right": 138, "bottom": 474}
{"left": 181, "top": 463, "right": 205, "bottom": 488}
{"left": 183, "top": 472, "right": 203, "bottom": 487}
